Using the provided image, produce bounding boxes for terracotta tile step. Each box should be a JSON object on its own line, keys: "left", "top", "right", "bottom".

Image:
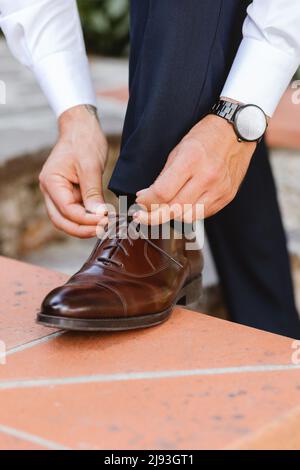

{"left": 0, "top": 257, "right": 299, "bottom": 450}
{"left": 0, "top": 256, "right": 66, "bottom": 350}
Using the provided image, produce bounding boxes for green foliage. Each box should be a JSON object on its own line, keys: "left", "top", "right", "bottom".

{"left": 78, "top": 0, "right": 129, "bottom": 57}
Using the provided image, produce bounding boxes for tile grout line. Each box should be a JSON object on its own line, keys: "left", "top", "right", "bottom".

{"left": 6, "top": 331, "right": 65, "bottom": 357}
{"left": 0, "top": 424, "right": 71, "bottom": 450}
{"left": 1, "top": 363, "right": 300, "bottom": 390}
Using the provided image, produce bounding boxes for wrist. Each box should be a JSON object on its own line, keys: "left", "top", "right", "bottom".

{"left": 211, "top": 98, "right": 268, "bottom": 142}
{"left": 58, "top": 104, "right": 99, "bottom": 134}
{"left": 220, "top": 96, "right": 270, "bottom": 124}
{"left": 203, "top": 114, "right": 256, "bottom": 152}
{"left": 220, "top": 96, "right": 241, "bottom": 105}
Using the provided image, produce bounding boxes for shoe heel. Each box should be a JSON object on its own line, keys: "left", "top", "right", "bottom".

{"left": 177, "top": 276, "right": 202, "bottom": 311}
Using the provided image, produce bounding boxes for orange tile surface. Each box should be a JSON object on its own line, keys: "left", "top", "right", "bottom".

{"left": 0, "top": 256, "right": 66, "bottom": 349}
{"left": 0, "top": 371, "right": 300, "bottom": 450}
{"left": 0, "top": 256, "right": 300, "bottom": 450}
{"left": 0, "top": 308, "right": 296, "bottom": 382}
{"left": 229, "top": 406, "right": 300, "bottom": 450}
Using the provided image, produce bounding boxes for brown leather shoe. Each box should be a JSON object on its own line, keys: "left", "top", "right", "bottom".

{"left": 37, "top": 218, "right": 203, "bottom": 331}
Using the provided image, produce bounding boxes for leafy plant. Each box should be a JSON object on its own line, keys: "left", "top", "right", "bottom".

{"left": 78, "top": 0, "right": 129, "bottom": 57}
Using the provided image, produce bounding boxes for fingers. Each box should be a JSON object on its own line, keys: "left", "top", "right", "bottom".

{"left": 40, "top": 175, "right": 102, "bottom": 226}
{"left": 135, "top": 162, "right": 235, "bottom": 224}
{"left": 182, "top": 188, "right": 235, "bottom": 221}
{"left": 44, "top": 194, "right": 99, "bottom": 239}
{"left": 136, "top": 145, "right": 191, "bottom": 208}
{"left": 134, "top": 203, "right": 184, "bottom": 225}
{"left": 134, "top": 184, "right": 235, "bottom": 225}
{"left": 77, "top": 161, "right": 107, "bottom": 216}
{"left": 72, "top": 185, "right": 83, "bottom": 203}
{"left": 134, "top": 197, "right": 204, "bottom": 225}
{"left": 135, "top": 113, "right": 254, "bottom": 225}
{"left": 135, "top": 177, "right": 200, "bottom": 225}
{"left": 39, "top": 111, "right": 110, "bottom": 236}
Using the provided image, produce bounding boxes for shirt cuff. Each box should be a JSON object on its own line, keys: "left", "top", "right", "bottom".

{"left": 33, "top": 49, "right": 97, "bottom": 117}
{"left": 0, "top": 0, "right": 42, "bottom": 15}
{"left": 221, "top": 37, "right": 300, "bottom": 117}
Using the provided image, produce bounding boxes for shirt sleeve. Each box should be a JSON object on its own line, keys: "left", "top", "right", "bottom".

{"left": 221, "top": 0, "right": 300, "bottom": 117}
{"left": 0, "top": 0, "right": 97, "bottom": 117}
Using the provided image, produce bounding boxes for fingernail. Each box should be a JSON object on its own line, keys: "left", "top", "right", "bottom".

{"left": 87, "top": 203, "right": 107, "bottom": 216}
{"left": 99, "top": 216, "right": 109, "bottom": 225}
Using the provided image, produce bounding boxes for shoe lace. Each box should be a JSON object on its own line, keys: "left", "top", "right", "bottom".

{"left": 96, "top": 216, "right": 136, "bottom": 268}
{"left": 96, "top": 215, "right": 183, "bottom": 269}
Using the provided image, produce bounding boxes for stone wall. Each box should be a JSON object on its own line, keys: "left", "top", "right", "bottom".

{"left": 0, "top": 138, "right": 120, "bottom": 258}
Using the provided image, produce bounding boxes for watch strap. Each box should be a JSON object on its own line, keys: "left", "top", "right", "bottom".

{"left": 211, "top": 100, "right": 239, "bottom": 122}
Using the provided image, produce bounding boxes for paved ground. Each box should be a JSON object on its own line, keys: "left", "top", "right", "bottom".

{"left": 0, "top": 256, "right": 300, "bottom": 450}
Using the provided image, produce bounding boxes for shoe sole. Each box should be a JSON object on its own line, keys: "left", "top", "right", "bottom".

{"left": 36, "top": 276, "right": 202, "bottom": 332}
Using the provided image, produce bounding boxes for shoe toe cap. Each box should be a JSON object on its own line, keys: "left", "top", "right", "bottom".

{"left": 41, "top": 284, "right": 124, "bottom": 319}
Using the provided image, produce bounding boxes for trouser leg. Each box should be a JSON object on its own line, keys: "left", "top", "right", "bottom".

{"left": 108, "top": 0, "right": 300, "bottom": 337}
{"left": 205, "top": 142, "right": 300, "bottom": 338}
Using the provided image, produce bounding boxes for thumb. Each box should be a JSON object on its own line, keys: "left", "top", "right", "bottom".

{"left": 78, "top": 165, "right": 107, "bottom": 216}
{"left": 136, "top": 145, "right": 180, "bottom": 204}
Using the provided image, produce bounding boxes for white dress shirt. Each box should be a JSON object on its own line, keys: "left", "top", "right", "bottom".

{"left": 0, "top": 0, "right": 300, "bottom": 118}
{"left": 0, "top": 0, "right": 96, "bottom": 117}
{"left": 222, "top": 0, "right": 300, "bottom": 116}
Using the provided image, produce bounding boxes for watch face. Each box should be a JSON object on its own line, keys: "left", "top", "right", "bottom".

{"left": 234, "top": 105, "right": 267, "bottom": 142}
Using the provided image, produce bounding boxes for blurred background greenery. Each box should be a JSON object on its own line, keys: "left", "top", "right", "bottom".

{"left": 78, "top": 0, "right": 130, "bottom": 57}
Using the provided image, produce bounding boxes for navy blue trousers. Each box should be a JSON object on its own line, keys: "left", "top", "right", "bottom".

{"left": 109, "top": 0, "right": 300, "bottom": 338}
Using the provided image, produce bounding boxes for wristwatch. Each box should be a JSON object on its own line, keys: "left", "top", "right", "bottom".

{"left": 211, "top": 99, "right": 268, "bottom": 143}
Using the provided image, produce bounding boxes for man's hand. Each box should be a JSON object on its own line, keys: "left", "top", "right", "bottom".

{"left": 39, "top": 105, "right": 108, "bottom": 238}
{"left": 134, "top": 114, "right": 256, "bottom": 224}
